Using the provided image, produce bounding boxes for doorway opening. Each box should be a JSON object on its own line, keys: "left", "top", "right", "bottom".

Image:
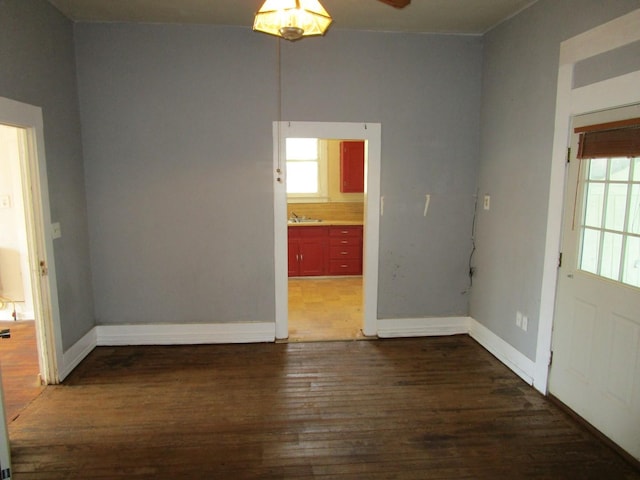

{"left": 0, "top": 96, "right": 63, "bottom": 385}
{"left": 0, "top": 124, "right": 44, "bottom": 421}
{"left": 285, "top": 137, "right": 366, "bottom": 341}
{"left": 273, "top": 122, "right": 381, "bottom": 342}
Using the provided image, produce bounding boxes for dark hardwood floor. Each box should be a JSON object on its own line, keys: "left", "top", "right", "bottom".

{"left": 8, "top": 336, "right": 640, "bottom": 479}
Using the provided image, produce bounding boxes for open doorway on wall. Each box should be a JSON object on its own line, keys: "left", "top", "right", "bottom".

{"left": 0, "top": 124, "right": 44, "bottom": 421}
{"left": 286, "top": 138, "right": 366, "bottom": 341}
{"left": 273, "top": 121, "right": 382, "bottom": 343}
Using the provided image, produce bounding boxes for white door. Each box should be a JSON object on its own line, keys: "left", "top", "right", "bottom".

{"left": 549, "top": 107, "right": 640, "bottom": 460}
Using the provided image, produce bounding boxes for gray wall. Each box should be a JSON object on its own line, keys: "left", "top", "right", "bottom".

{"left": 0, "top": 0, "right": 95, "bottom": 350}
{"left": 75, "top": 25, "right": 277, "bottom": 325}
{"left": 283, "top": 32, "right": 482, "bottom": 318}
{"left": 471, "top": 0, "right": 640, "bottom": 360}
{"left": 74, "top": 24, "right": 482, "bottom": 325}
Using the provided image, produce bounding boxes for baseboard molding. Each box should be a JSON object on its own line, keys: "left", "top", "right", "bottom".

{"left": 96, "top": 322, "right": 276, "bottom": 346}
{"left": 376, "top": 316, "right": 536, "bottom": 387}
{"left": 60, "top": 327, "right": 97, "bottom": 381}
{"left": 58, "top": 319, "right": 536, "bottom": 396}
{"left": 377, "top": 316, "right": 471, "bottom": 338}
{"left": 58, "top": 322, "right": 276, "bottom": 381}
{"left": 468, "top": 318, "right": 536, "bottom": 386}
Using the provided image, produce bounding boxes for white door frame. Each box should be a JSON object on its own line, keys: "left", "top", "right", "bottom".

{"left": 273, "top": 121, "right": 381, "bottom": 339}
{"left": 537, "top": 9, "right": 640, "bottom": 393}
{"left": 0, "top": 96, "right": 63, "bottom": 384}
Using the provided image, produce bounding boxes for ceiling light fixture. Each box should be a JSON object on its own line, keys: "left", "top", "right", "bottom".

{"left": 253, "top": 0, "right": 333, "bottom": 41}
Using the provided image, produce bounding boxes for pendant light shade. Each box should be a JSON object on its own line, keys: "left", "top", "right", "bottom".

{"left": 253, "top": 0, "right": 333, "bottom": 41}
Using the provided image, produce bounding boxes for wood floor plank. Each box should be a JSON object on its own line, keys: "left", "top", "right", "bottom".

{"left": 7, "top": 337, "right": 640, "bottom": 478}
{"left": 0, "top": 321, "right": 43, "bottom": 423}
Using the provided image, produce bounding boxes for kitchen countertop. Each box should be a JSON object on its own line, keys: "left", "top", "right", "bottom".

{"left": 287, "top": 220, "right": 364, "bottom": 226}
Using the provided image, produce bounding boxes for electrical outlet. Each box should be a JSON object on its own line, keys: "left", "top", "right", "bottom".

{"left": 522, "top": 315, "right": 528, "bottom": 332}
{"left": 483, "top": 195, "right": 491, "bottom": 210}
{"left": 516, "top": 311, "right": 522, "bottom": 328}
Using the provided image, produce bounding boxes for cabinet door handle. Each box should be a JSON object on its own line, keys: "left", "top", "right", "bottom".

{"left": 300, "top": 254, "right": 303, "bottom": 262}
{"left": 296, "top": 254, "right": 300, "bottom": 262}
{"left": 341, "top": 252, "right": 348, "bottom": 255}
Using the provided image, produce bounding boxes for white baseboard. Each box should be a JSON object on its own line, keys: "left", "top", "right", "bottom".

{"left": 58, "top": 319, "right": 537, "bottom": 395}
{"left": 377, "top": 316, "right": 471, "bottom": 338}
{"left": 96, "top": 322, "right": 276, "bottom": 346}
{"left": 58, "top": 322, "right": 276, "bottom": 381}
{"left": 60, "top": 327, "right": 97, "bottom": 381}
{"left": 468, "top": 318, "right": 536, "bottom": 386}
{"left": 376, "top": 316, "right": 537, "bottom": 390}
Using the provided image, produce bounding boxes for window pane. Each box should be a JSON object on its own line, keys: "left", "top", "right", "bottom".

{"left": 633, "top": 158, "right": 640, "bottom": 181}
{"left": 286, "top": 161, "right": 318, "bottom": 193}
{"left": 604, "top": 183, "right": 628, "bottom": 232}
{"left": 622, "top": 236, "right": 640, "bottom": 288}
{"left": 600, "top": 232, "right": 623, "bottom": 281}
{"left": 580, "top": 228, "right": 600, "bottom": 274}
{"left": 286, "top": 138, "right": 318, "bottom": 160}
{"left": 628, "top": 184, "right": 640, "bottom": 235}
{"left": 584, "top": 182, "right": 605, "bottom": 228}
{"left": 610, "top": 157, "right": 630, "bottom": 181}
{"left": 589, "top": 158, "right": 607, "bottom": 180}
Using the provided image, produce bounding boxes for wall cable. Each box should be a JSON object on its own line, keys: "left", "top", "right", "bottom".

{"left": 467, "top": 191, "right": 479, "bottom": 292}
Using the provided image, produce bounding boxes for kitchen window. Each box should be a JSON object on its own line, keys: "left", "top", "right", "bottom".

{"left": 286, "top": 138, "right": 328, "bottom": 202}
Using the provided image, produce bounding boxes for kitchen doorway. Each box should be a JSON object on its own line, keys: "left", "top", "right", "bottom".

{"left": 273, "top": 122, "right": 381, "bottom": 341}
{"left": 285, "top": 137, "right": 366, "bottom": 341}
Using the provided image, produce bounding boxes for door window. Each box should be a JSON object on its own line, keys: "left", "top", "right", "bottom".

{"left": 579, "top": 157, "right": 640, "bottom": 288}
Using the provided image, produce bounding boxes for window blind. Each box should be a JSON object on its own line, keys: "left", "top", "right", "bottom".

{"left": 575, "top": 117, "right": 640, "bottom": 159}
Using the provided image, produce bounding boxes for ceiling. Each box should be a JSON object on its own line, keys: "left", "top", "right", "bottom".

{"left": 47, "top": 0, "right": 538, "bottom": 35}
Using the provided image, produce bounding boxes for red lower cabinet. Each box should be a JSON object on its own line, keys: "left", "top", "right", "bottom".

{"left": 328, "top": 226, "right": 363, "bottom": 275}
{"left": 288, "top": 225, "right": 363, "bottom": 277}
{"left": 288, "top": 227, "right": 328, "bottom": 277}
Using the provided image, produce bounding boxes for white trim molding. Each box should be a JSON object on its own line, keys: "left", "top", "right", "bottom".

{"left": 96, "top": 322, "right": 276, "bottom": 346}
{"left": 60, "top": 327, "right": 97, "bottom": 381}
{"left": 468, "top": 319, "right": 535, "bottom": 386}
{"left": 377, "top": 317, "right": 471, "bottom": 338}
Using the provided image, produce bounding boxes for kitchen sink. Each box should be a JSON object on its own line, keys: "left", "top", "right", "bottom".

{"left": 288, "top": 218, "right": 323, "bottom": 223}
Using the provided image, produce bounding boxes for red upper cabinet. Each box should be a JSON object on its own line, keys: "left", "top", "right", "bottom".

{"left": 340, "top": 141, "right": 365, "bottom": 193}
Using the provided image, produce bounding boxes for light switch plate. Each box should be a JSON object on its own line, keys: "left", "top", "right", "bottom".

{"left": 51, "top": 222, "right": 62, "bottom": 239}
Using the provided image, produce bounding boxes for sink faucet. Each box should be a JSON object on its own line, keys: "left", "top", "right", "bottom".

{"left": 290, "top": 212, "right": 300, "bottom": 222}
